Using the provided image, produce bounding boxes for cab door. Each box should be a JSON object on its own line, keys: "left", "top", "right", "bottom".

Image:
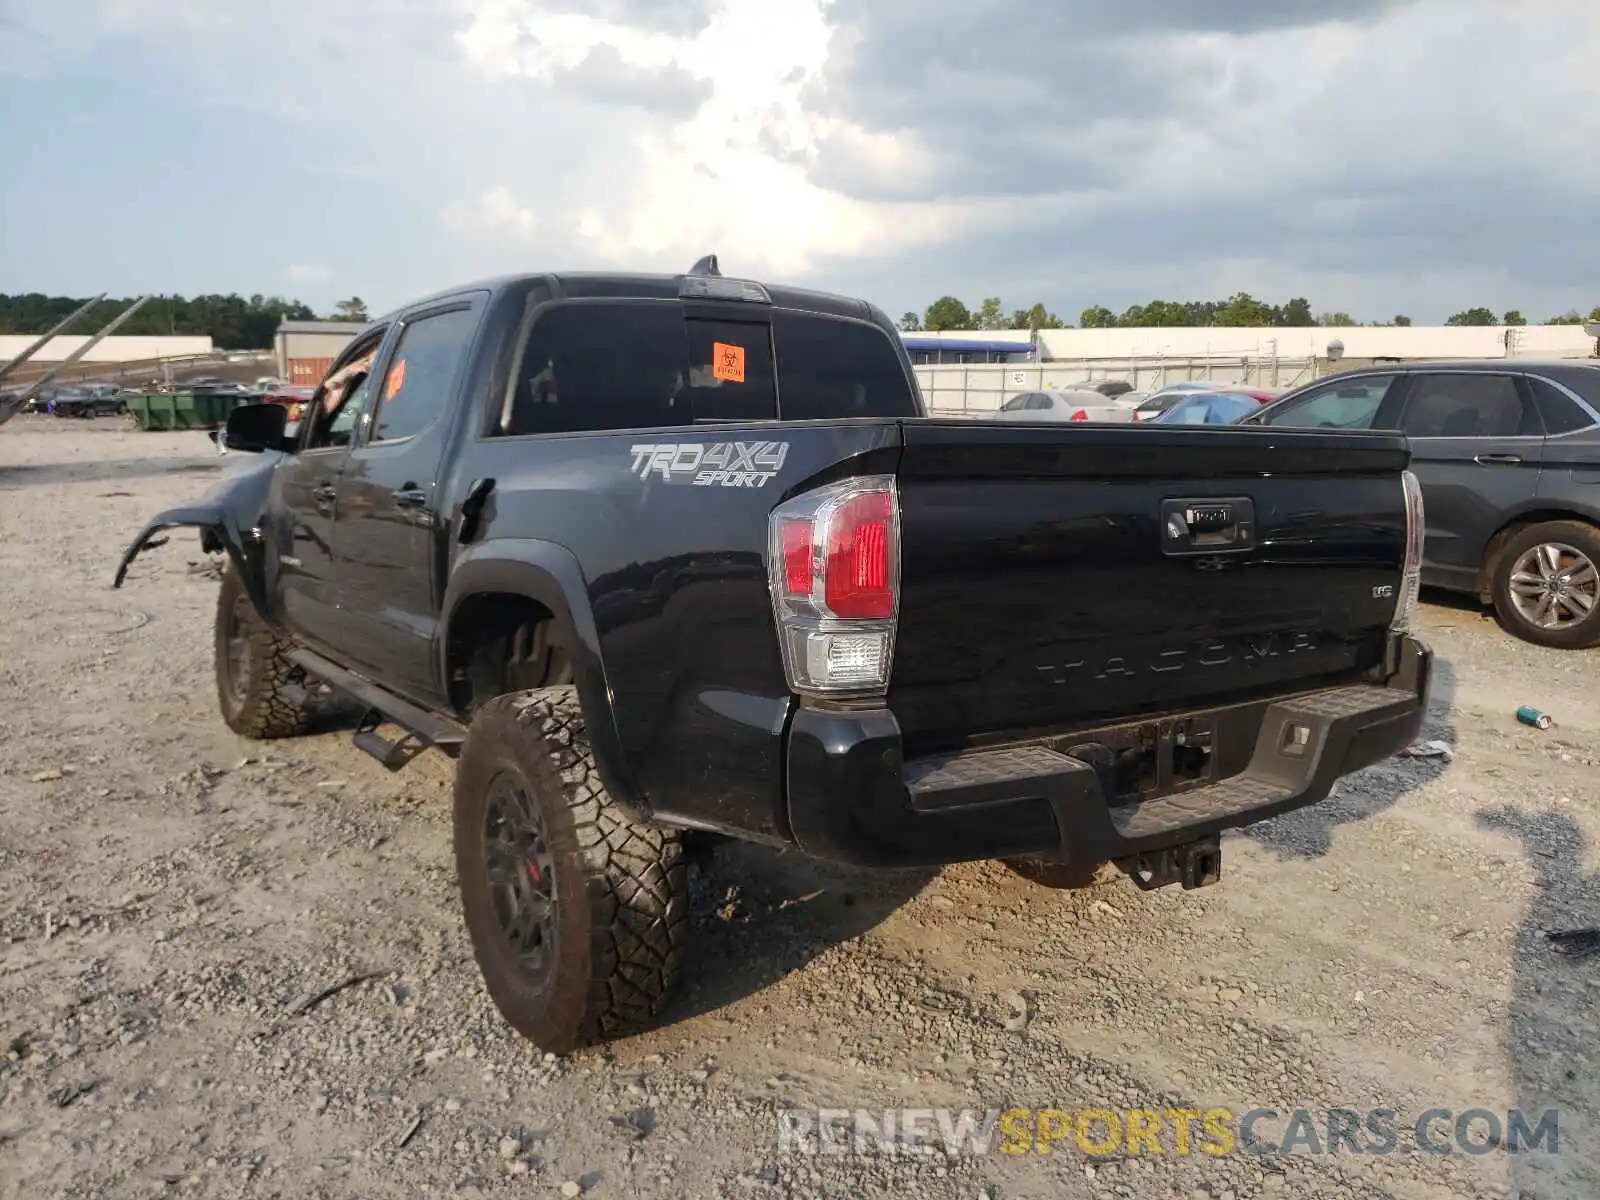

{"left": 329, "top": 295, "right": 488, "bottom": 704}
{"left": 271, "top": 326, "right": 390, "bottom": 652}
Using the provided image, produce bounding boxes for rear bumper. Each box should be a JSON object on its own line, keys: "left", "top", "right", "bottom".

{"left": 784, "top": 635, "right": 1431, "bottom": 870}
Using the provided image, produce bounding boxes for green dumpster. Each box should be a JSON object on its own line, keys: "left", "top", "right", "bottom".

{"left": 127, "top": 390, "right": 259, "bottom": 431}
{"left": 192, "top": 389, "right": 260, "bottom": 428}
{"left": 127, "top": 392, "right": 200, "bottom": 431}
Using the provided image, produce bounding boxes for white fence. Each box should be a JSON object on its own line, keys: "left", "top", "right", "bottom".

{"left": 915, "top": 357, "right": 1321, "bottom": 415}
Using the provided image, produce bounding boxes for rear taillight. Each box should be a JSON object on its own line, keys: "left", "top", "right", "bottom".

{"left": 768, "top": 475, "right": 899, "bottom": 697}
{"left": 1390, "top": 469, "right": 1425, "bottom": 633}
{"left": 1070, "top": 409, "right": 1088, "bottom": 421}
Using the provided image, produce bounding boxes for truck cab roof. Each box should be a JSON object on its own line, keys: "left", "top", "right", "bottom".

{"left": 375, "top": 268, "right": 888, "bottom": 329}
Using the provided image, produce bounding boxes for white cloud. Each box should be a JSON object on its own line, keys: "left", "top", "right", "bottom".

{"left": 443, "top": 185, "right": 539, "bottom": 242}
{"left": 286, "top": 263, "right": 332, "bottom": 283}
{"left": 453, "top": 0, "right": 977, "bottom": 273}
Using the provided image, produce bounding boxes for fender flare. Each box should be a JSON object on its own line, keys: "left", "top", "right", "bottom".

{"left": 112, "top": 505, "right": 273, "bottom": 617}
{"left": 439, "top": 540, "right": 648, "bottom": 820}
{"left": 111, "top": 456, "right": 280, "bottom": 619}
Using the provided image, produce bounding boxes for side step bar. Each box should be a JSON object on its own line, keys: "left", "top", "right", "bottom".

{"left": 288, "top": 647, "right": 467, "bottom": 771}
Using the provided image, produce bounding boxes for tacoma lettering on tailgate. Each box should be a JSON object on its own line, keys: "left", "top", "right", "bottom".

{"left": 1038, "top": 630, "right": 1321, "bottom": 683}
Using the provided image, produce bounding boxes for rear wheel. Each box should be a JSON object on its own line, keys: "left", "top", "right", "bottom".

{"left": 1490, "top": 520, "right": 1600, "bottom": 649}
{"left": 213, "top": 565, "right": 318, "bottom": 737}
{"left": 454, "top": 686, "right": 688, "bottom": 1053}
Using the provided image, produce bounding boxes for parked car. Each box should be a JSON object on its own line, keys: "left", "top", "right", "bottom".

{"left": 995, "top": 389, "right": 1141, "bottom": 422}
{"left": 114, "top": 261, "right": 1428, "bottom": 1054}
{"left": 1079, "top": 379, "right": 1135, "bottom": 398}
{"left": 1244, "top": 360, "right": 1600, "bottom": 649}
{"left": 1132, "top": 382, "right": 1278, "bottom": 422}
{"left": 49, "top": 384, "right": 128, "bottom": 418}
{"left": 1150, "top": 392, "right": 1263, "bottom": 426}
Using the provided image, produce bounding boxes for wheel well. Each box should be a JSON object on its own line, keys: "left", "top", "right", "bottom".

{"left": 445, "top": 592, "right": 573, "bottom": 715}
{"left": 1477, "top": 510, "right": 1600, "bottom": 599}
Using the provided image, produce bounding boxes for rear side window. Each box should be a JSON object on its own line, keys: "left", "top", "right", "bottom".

{"left": 1263, "top": 374, "right": 1398, "bottom": 430}
{"left": 771, "top": 312, "right": 917, "bottom": 420}
{"left": 1528, "top": 377, "right": 1596, "bottom": 435}
{"left": 685, "top": 318, "right": 777, "bottom": 422}
{"left": 501, "top": 303, "right": 689, "bottom": 435}
{"left": 1401, "top": 374, "right": 1535, "bottom": 438}
{"left": 1000, "top": 393, "right": 1033, "bottom": 411}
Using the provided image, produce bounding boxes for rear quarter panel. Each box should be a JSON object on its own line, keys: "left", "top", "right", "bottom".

{"left": 451, "top": 420, "right": 903, "bottom": 841}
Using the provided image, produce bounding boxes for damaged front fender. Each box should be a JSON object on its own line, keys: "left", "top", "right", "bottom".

{"left": 112, "top": 456, "right": 280, "bottom": 618}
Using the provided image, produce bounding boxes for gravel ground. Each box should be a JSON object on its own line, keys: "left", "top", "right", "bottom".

{"left": 2, "top": 416, "right": 1597, "bottom": 1200}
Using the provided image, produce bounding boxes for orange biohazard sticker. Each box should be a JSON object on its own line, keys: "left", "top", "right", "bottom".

{"left": 385, "top": 358, "right": 407, "bottom": 400}
{"left": 712, "top": 342, "right": 746, "bottom": 384}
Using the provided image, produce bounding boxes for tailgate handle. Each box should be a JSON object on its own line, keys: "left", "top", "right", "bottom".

{"left": 1161, "top": 497, "right": 1255, "bottom": 556}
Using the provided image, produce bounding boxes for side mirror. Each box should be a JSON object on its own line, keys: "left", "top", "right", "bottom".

{"left": 223, "top": 402, "right": 294, "bottom": 453}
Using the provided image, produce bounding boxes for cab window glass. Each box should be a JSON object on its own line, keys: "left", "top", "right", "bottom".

{"left": 369, "top": 307, "right": 479, "bottom": 442}
{"left": 305, "top": 337, "right": 384, "bottom": 449}
{"left": 685, "top": 318, "right": 778, "bottom": 422}
{"left": 500, "top": 303, "right": 688, "bottom": 435}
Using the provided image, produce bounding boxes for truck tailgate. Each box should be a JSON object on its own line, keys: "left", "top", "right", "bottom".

{"left": 889, "top": 421, "right": 1412, "bottom": 754}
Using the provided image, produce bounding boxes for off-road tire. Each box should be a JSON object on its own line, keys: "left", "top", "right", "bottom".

{"left": 454, "top": 686, "right": 689, "bottom": 1053}
{"left": 214, "top": 564, "right": 317, "bottom": 738}
{"left": 1001, "top": 856, "right": 1122, "bottom": 890}
{"left": 1489, "top": 520, "right": 1600, "bottom": 650}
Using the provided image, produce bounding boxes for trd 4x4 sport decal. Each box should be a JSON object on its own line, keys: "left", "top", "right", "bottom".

{"left": 628, "top": 441, "right": 788, "bottom": 488}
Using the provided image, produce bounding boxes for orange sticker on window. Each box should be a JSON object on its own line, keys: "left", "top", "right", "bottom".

{"left": 385, "top": 358, "right": 406, "bottom": 399}
{"left": 712, "top": 342, "right": 746, "bottom": 384}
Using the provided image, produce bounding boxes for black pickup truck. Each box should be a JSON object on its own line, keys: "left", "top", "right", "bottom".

{"left": 115, "top": 260, "right": 1431, "bottom": 1053}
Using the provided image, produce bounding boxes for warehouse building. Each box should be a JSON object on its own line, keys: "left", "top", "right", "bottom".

{"left": 1030, "top": 323, "right": 1600, "bottom": 363}
{"left": 901, "top": 330, "right": 1036, "bottom": 364}
{"left": 274, "top": 321, "right": 368, "bottom": 386}
{"left": 0, "top": 334, "right": 212, "bottom": 363}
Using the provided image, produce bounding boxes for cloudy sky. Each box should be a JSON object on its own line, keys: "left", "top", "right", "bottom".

{"left": 2, "top": 0, "right": 1597, "bottom": 324}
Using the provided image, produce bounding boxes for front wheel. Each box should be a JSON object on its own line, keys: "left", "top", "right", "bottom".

{"left": 1490, "top": 520, "right": 1600, "bottom": 649}
{"left": 454, "top": 686, "right": 688, "bottom": 1054}
{"left": 213, "top": 565, "right": 318, "bottom": 737}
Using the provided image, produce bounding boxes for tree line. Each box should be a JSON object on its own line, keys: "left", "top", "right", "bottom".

{"left": 900, "top": 294, "right": 1600, "bottom": 333}
{"left": 0, "top": 293, "right": 373, "bottom": 351}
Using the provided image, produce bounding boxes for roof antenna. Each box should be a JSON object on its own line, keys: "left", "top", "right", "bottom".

{"left": 688, "top": 254, "right": 721, "bottom": 277}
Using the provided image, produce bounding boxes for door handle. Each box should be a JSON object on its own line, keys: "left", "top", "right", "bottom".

{"left": 1474, "top": 453, "right": 1521, "bottom": 465}
{"left": 392, "top": 488, "right": 428, "bottom": 508}
{"left": 313, "top": 484, "right": 337, "bottom": 502}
